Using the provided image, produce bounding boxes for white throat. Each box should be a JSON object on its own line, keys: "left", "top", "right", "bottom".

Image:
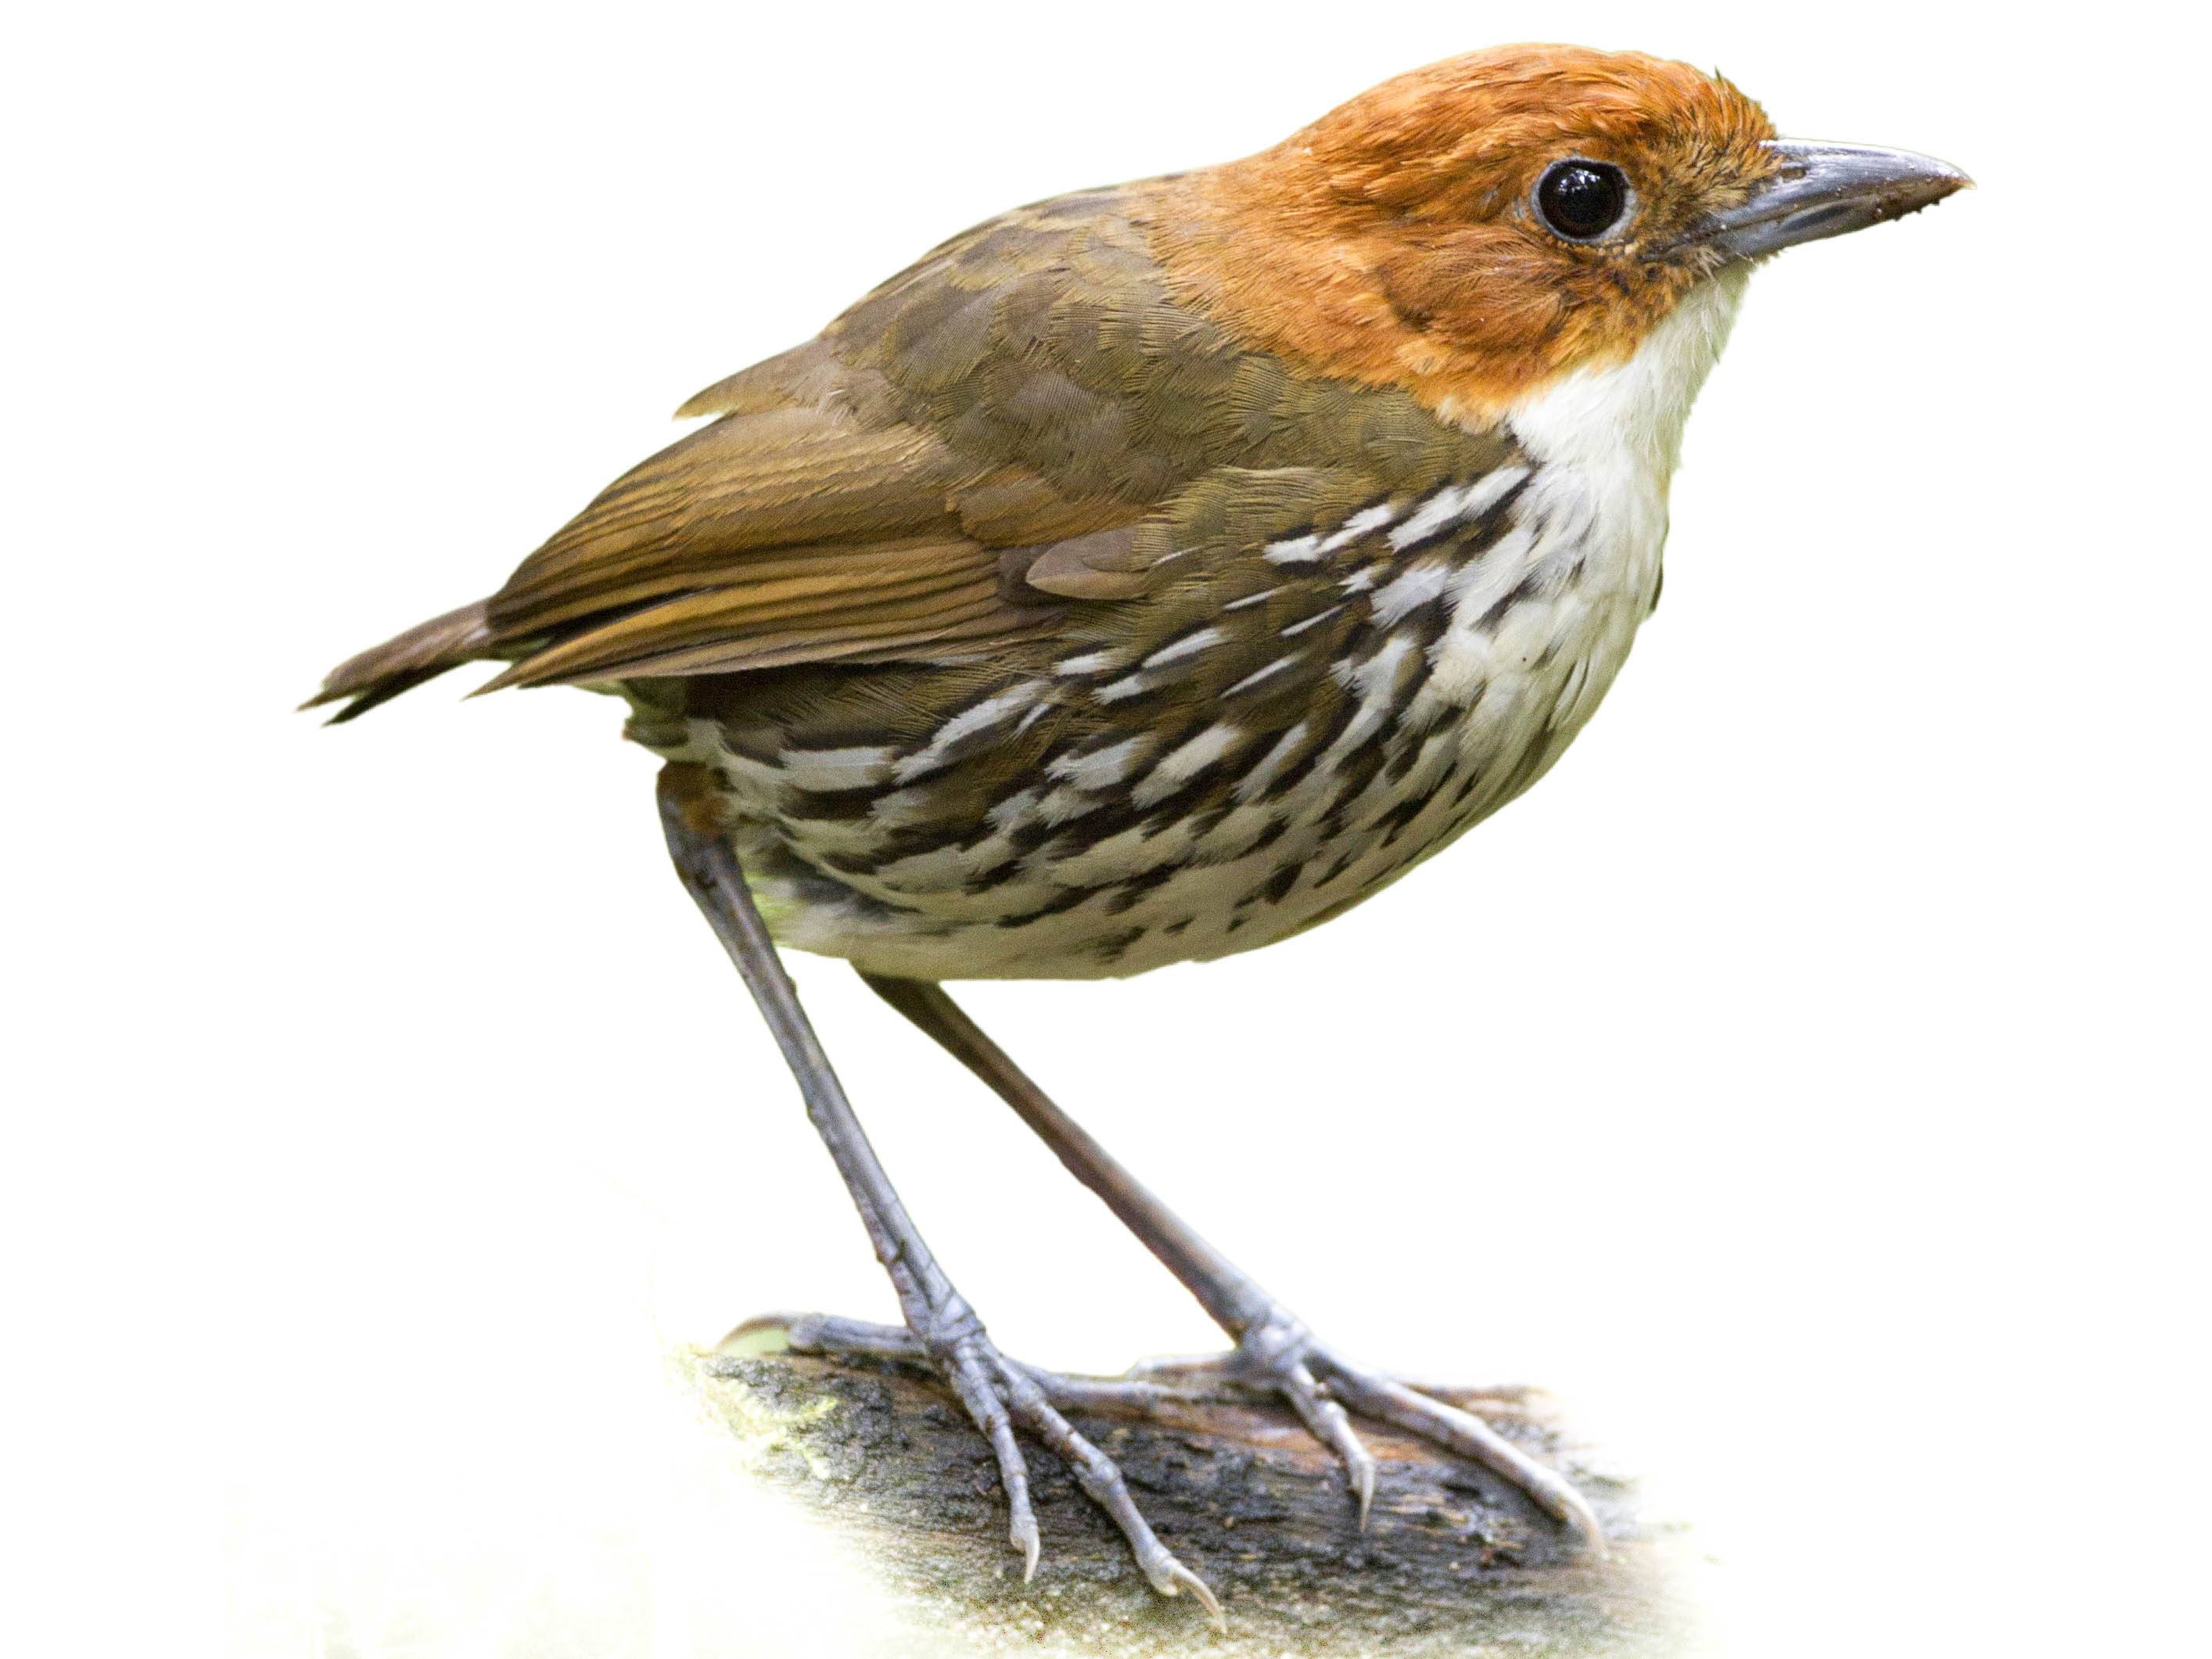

{"left": 1503, "top": 267, "right": 1750, "bottom": 483}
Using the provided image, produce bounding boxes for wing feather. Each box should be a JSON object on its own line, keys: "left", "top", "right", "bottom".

{"left": 480, "top": 540, "right": 1015, "bottom": 688}
{"left": 312, "top": 180, "right": 1507, "bottom": 719}
{"left": 487, "top": 408, "right": 973, "bottom": 632}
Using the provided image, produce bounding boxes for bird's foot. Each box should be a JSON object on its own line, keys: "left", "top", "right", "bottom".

{"left": 732, "top": 1309, "right": 1222, "bottom": 1627}
{"left": 1129, "top": 1307, "right": 1607, "bottom": 1556}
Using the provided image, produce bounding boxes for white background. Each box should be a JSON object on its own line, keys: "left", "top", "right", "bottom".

{"left": 7, "top": 3, "right": 2206, "bottom": 1655}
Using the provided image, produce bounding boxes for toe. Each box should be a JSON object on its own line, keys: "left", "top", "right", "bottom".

{"left": 1277, "top": 1360, "right": 1379, "bottom": 1528}
{"left": 1015, "top": 1368, "right": 1177, "bottom": 1416}
{"left": 1320, "top": 1360, "right": 1607, "bottom": 1557}
{"left": 993, "top": 1359, "right": 1223, "bottom": 1622}
{"left": 940, "top": 1340, "right": 1044, "bottom": 1574}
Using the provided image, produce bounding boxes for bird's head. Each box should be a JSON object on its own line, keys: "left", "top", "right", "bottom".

{"left": 1154, "top": 45, "right": 1968, "bottom": 431}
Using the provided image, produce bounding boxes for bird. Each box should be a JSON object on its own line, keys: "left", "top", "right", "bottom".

{"left": 309, "top": 43, "right": 1968, "bottom": 1621}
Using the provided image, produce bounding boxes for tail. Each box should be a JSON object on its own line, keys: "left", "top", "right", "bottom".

{"left": 303, "top": 600, "right": 497, "bottom": 724}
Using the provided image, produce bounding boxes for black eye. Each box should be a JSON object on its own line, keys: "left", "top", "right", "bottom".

{"left": 1535, "top": 159, "right": 1633, "bottom": 241}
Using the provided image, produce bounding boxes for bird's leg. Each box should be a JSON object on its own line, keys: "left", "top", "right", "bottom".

{"left": 859, "top": 972, "right": 1605, "bottom": 1554}
{"left": 655, "top": 769, "right": 1218, "bottom": 1623}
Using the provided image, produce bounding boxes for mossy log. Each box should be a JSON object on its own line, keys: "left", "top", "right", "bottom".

{"left": 686, "top": 1327, "right": 1705, "bottom": 1657}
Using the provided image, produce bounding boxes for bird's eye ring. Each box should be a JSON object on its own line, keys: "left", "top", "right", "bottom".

{"left": 1534, "top": 158, "right": 1635, "bottom": 242}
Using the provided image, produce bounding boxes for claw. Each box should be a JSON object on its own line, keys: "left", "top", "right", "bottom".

{"left": 1350, "top": 1439, "right": 1377, "bottom": 1532}
{"left": 1014, "top": 1510, "right": 1041, "bottom": 1583}
{"left": 1162, "top": 1557, "right": 1226, "bottom": 1632}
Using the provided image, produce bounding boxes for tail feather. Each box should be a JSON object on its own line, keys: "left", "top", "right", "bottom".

{"left": 304, "top": 600, "right": 496, "bottom": 724}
